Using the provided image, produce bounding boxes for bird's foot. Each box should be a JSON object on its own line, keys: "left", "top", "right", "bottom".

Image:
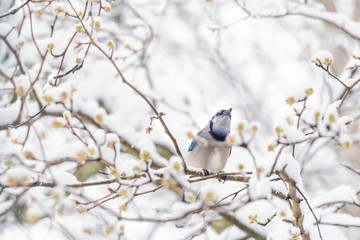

{"left": 216, "top": 171, "right": 227, "bottom": 183}
{"left": 218, "top": 176, "right": 227, "bottom": 183}
{"left": 202, "top": 169, "right": 210, "bottom": 176}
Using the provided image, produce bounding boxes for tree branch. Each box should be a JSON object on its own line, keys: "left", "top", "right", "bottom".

{"left": 0, "top": 35, "right": 25, "bottom": 74}
{"left": 219, "top": 212, "right": 266, "bottom": 240}
{"left": 0, "top": 0, "right": 31, "bottom": 19}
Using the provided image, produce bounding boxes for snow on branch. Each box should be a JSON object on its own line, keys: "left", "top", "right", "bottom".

{"left": 292, "top": 4, "right": 360, "bottom": 41}
{"left": 1, "top": 0, "right": 360, "bottom": 239}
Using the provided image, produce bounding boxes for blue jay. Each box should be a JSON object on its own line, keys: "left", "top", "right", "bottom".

{"left": 186, "top": 108, "right": 232, "bottom": 173}
{"left": 175, "top": 108, "right": 232, "bottom": 228}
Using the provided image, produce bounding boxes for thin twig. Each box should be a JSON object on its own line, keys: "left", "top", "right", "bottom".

{"left": 269, "top": 145, "right": 286, "bottom": 176}
{"left": 216, "top": 185, "right": 249, "bottom": 203}
{"left": 316, "top": 63, "right": 348, "bottom": 89}
{"left": 27, "top": 4, "right": 42, "bottom": 58}
{"left": 337, "top": 78, "right": 360, "bottom": 113}
{"left": 341, "top": 163, "right": 360, "bottom": 175}
{"left": 318, "top": 222, "right": 360, "bottom": 228}
{"left": 53, "top": 63, "right": 83, "bottom": 79}
{"left": 0, "top": 0, "right": 31, "bottom": 18}
{"left": 219, "top": 212, "right": 266, "bottom": 240}
{"left": 0, "top": 35, "right": 25, "bottom": 74}
{"left": 294, "top": 185, "right": 323, "bottom": 240}
{"left": 8, "top": 105, "right": 47, "bottom": 129}
{"left": 293, "top": 97, "right": 307, "bottom": 157}
{"left": 66, "top": 121, "right": 88, "bottom": 146}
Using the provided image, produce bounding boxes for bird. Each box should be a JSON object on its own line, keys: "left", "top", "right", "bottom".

{"left": 175, "top": 108, "right": 232, "bottom": 228}
{"left": 185, "top": 108, "right": 232, "bottom": 174}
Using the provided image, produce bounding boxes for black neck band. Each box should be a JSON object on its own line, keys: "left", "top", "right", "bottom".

{"left": 209, "top": 120, "right": 227, "bottom": 141}
{"left": 209, "top": 130, "right": 226, "bottom": 141}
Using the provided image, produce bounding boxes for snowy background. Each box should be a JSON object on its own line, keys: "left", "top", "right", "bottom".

{"left": 1, "top": 0, "right": 360, "bottom": 239}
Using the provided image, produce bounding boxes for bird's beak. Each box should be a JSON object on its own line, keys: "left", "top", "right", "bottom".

{"left": 224, "top": 108, "right": 232, "bottom": 117}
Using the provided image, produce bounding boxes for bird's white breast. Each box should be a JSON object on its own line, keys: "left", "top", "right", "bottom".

{"left": 207, "top": 148, "right": 223, "bottom": 172}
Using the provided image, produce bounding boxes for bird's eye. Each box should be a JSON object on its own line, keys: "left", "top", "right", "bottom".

{"left": 215, "top": 110, "right": 225, "bottom": 116}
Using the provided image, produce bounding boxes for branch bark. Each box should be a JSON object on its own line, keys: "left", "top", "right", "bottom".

{"left": 278, "top": 169, "right": 310, "bottom": 240}
{"left": 219, "top": 212, "right": 266, "bottom": 240}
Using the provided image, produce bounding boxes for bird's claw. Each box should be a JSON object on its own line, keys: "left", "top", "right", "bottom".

{"left": 216, "top": 171, "right": 227, "bottom": 183}
{"left": 202, "top": 169, "right": 210, "bottom": 176}
{"left": 218, "top": 175, "right": 227, "bottom": 183}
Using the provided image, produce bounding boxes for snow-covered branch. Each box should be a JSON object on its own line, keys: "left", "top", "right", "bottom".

{"left": 1, "top": 0, "right": 360, "bottom": 239}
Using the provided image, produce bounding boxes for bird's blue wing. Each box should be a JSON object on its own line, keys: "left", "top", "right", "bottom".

{"left": 229, "top": 147, "right": 232, "bottom": 156}
{"left": 188, "top": 140, "right": 196, "bottom": 152}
